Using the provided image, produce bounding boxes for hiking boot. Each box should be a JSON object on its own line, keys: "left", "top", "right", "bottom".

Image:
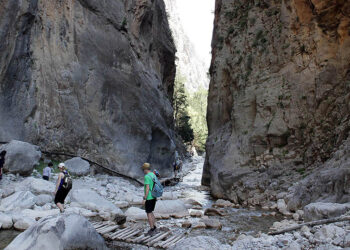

{"left": 145, "top": 227, "right": 157, "bottom": 236}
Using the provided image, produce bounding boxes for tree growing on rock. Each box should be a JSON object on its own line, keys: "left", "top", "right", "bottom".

{"left": 173, "top": 74, "right": 194, "bottom": 143}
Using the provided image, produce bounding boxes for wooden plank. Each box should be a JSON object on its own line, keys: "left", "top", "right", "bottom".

{"left": 147, "top": 232, "right": 171, "bottom": 247}
{"left": 120, "top": 229, "right": 142, "bottom": 240}
{"left": 134, "top": 235, "right": 151, "bottom": 244}
{"left": 162, "top": 234, "right": 184, "bottom": 248}
{"left": 99, "top": 225, "right": 119, "bottom": 234}
{"left": 128, "top": 233, "right": 148, "bottom": 243}
{"left": 97, "top": 225, "right": 115, "bottom": 233}
{"left": 109, "top": 227, "right": 132, "bottom": 238}
{"left": 118, "top": 228, "right": 140, "bottom": 240}
{"left": 155, "top": 234, "right": 178, "bottom": 248}
{"left": 94, "top": 222, "right": 109, "bottom": 229}
{"left": 143, "top": 232, "right": 163, "bottom": 243}
{"left": 167, "top": 235, "right": 185, "bottom": 248}
{"left": 112, "top": 228, "right": 137, "bottom": 240}
{"left": 96, "top": 225, "right": 111, "bottom": 232}
{"left": 110, "top": 228, "right": 134, "bottom": 239}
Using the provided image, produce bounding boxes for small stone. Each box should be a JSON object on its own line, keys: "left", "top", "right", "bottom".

{"left": 214, "top": 199, "right": 233, "bottom": 208}
{"left": 204, "top": 208, "right": 225, "bottom": 216}
{"left": 292, "top": 213, "right": 300, "bottom": 221}
{"left": 182, "top": 221, "right": 192, "bottom": 228}
{"left": 190, "top": 210, "right": 203, "bottom": 217}
{"left": 192, "top": 222, "right": 206, "bottom": 229}
{"left": 200, "top": 218, "right": 222, "bottom": 229}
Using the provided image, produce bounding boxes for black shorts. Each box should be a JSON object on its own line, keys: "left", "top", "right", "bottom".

{"left": 145, "top": 199, "right": 157, "bottom": 213}
{"left": 43, "top": 176, "right": 49, "bottom": 181}
{"left": 54, "top": 188, "right": 70, "bottom": 204}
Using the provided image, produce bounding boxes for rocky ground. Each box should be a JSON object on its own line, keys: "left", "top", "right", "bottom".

{"left": 2, "top": 155, "right": 350, "bottom": 249}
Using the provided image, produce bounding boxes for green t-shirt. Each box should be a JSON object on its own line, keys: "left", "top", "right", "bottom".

{"left": 144, "top": 172, "right": 155, "bottom": 200}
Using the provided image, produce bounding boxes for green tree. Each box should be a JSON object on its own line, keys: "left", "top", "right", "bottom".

{"left": 173, "top": 74, "right": 194, "bottom": 143}
{"left": 188, "top": 88, "right": 208, "bottom": 153}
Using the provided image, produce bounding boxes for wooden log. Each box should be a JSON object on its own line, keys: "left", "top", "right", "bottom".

{"left": 147, "top": 232, "right": 170, "bottom": 246}
{"left": 143, "top": 232, "right": 163, "bottom": 244}
{"left": 162, "top": 234, "right": 184, "bottom": 248}
{"left": 99, "top": 225, "right": 119, "bottom": 234}
{"left": 97, "top": 225, "right": 115, "bottom": 233}
{"left": 129, "top": 233, "right": 148, "bottom": 243}
{"left": 167, "top": 235, "right": 184, "bottom": 248}
{"left": 113, "top": 228, "right": 137, "bottom": 240}
{"left": 94, "top": 222, "right": 109, "bottom": 229}
{"left": 95, "top": 225, "right": 111, "bottom": 232}
{"left": 155, "top": 234, "right": 178, "bottom": 248}
{"left": 134, "top": 235, "right": 151, "bottom": 244}
{"left": 269, "top": 216, "right": 350, "bottom": 235}
{"left": 120, "top": 229, "right": 142, "bottom": 240}
{"left": 109, "top": 227, "right": 132, "bottom": 238}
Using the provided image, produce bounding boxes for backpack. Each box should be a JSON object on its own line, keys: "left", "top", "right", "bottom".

{"left": 62, "top": 171, "right": 73, "bottom": 190}
{"left": 150, "top": 174, "right": 163, "bottom": 198}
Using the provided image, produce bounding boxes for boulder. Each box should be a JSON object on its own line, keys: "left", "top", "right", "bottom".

{"left": 314, "top": 225, "right": 346, "bottom": 241}
{"left": 125, "top": 207, "right": 148, "bottom": 220}
{"left": 71, "top": 189, "right": 125, "bottom": 223}
{"left": 20, "top": 209, "right": 60, "bottom": 220}
{"left": 0, "top": 213, "right": 13, "bottom": 229}
{"left": 204, "top": 208, "right": 225, "bottom": 216}
{"left": 65, "top": 207, "right": 97, "bottom": 217}
{"left": 277, "top": 199, "right": 290, "bottom": 215}
{"left": 30, "top": 178, "right": 55, "bottom": 195}
{"left": 172, "top": 236, "right": 229, "bottom": 250}
{"left": 190, "top": 210, "right": 203, "bottom": 217}
{"left": 13, "top": 217, "right": 36, "bottom": 231}
{"left": 182, "top": 221, "right": 192, "bottom": 228}
{"left": 304, "top": 202, "right": 350, "bottom": 221}
{"left": 200, "top": 218, "right": 222, "bottom": 229}
{"left": 5, "top": 214, "right": 108, "bottom": 250}
{"left": 64, "top": 157, "right": 90, "bottom": 176}
{"left": 214, "top": 199, "right": 233, "bottom": 208}
{"left": 114, "top": 201, "right": 129, "bottom": 209}
{"left": 154, "top": 200, "right": 189, "bottom": 218}
{"left": 0, "top": 191, "right": 36, "bottom": 212}
{"left": 0, "top": 140, "right": 41, "bottom": 176}
{"left": 35, "top": 194, "right": 53, "bottom": 206}
{"left": 192, "top": 222, "right": 206, "bottom": 229}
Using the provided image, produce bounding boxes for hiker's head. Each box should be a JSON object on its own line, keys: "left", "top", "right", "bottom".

{"left": 0, "top": 150, "right": 6, "bottom": 157}
{"left": 142, "top": 163, "right": 151, "bottom": 173}
{"left": 58, "top": 163, "right": 65, "bottom": 171}
{"left": 48, "top": 162, "right": 53, "bottom": 167}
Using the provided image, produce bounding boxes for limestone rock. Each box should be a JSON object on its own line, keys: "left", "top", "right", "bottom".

{"left": 30, "top": 178, "right": 55, "bottom": 195}
{"left": 70, "top": 189, "right": 125, "bottom": 223}
{"left": 304, "top": 202, "right": 350, "bottom": 221}
{"left": 204, "top": 0, "right": 350, "bottom": 206}
{"left": 0, "top": 191, "right": 36, "bottom": 212}
{"left": 190, "top": 210, "right": 203, "bottom": 217}
{"left": 200, "top": 218, "right": 222, "bottom": 229}
{"left": 181, "top": 221, "right": 192, "bottom": 228}
{"left": 0, "top": 0, "right": 176, "bottom": 180}
{"left": 192, "top": 222, "right": 206, "bottom": 229}
{"left": 64, "top": 157, "right": 90, "bottom": 176}
{"left": 125, "top": 207, "right": 148, "bottom": 221}
{"left": 35, "top": 194, "right": 53, "bottom": 206}
{"left": 0, "top": 213, "right": 13, "bottom": 229}
{"left": 154, "top": 200, "right": 189, "bottom": 218}
{"left": 13, "top": 217, "right": 36, "bottom": 231}
{"left": 172, "top": 236, "right": 229, "bottom": 250}
{"left": 0, "top": 141, "right": 41, "bottom": 176}
{"left": 204, "top": 208, "right": 225, "bottom": 216}
{"left": 20, "top": 209, "right": 60, "bottom": 220}
{"left": 6, "top": 214, "right": 108, "bottom": 250}
{"left": 214, "top": 199, "right": 233, "bottom": 208}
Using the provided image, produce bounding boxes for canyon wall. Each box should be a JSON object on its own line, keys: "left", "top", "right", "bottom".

{"left": 204, "top": 0, "right": 350, "bottom": 208}
{"left": 0, "top": 0, "right": 177, "bottom": 178}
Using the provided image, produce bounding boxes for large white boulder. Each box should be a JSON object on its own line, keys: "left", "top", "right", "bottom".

{"left": 64, "top": 157, "right": 90, "bottom": 176}
{"left": 172, "top": 236, "right": 230, "bottom": 250}
{"left": 154, "top": 200, "right": 189, "bottom": 218}
{"left": 13, "top": 217, "right": 36, "bottom": 231}
{"left": 20, "top": 209, "right": 60, "bottom": 220}
{"left": 125, "top": 207, "right": 148, "bottom": 220}
{"left": 0, "top": 140, "right": 41, "bottom": 176}
{"left": 5, "top": 214, "right": 108, "bottom": 250}
{"left": 35, "top": 194, "right": 53, "bottom": 206}
{"left": 304, "top": 202, "right": 350, "bottom": 221}
{"left": 0, "top": 213, "right": 13, "bottom": 229}
{"left": 30, "top": 178, "right": 55, "bottom": 195}
{"left": 71, "top": 189, "right": 125, "bottom": 223}
{"left": 0, "top": 191, "right": 36, "bottom": 212}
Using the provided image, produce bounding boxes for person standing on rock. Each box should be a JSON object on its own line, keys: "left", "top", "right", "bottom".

{"left": 142, "top": 163, "right": 158, "bottom": 235}
{"left": 0, "top": 150, "right": 6, "bottom": 181}
{"left": 54, "top": 163, "right": 72, "bottom": 213}
{"left": 42, "top": 162, "right": 53, "bottom": 181}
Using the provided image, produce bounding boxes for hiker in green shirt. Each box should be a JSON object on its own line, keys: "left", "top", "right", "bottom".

{"left": 142, "top": 163, "right": 157, "bottom": 236}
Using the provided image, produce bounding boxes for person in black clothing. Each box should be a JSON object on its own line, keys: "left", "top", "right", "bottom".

{"left": 0, "top": 150, "right": 6, "bottom": 181}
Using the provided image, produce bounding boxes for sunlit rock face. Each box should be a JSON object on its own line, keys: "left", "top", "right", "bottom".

{"left": 204, "top": 0, "right": 350, "bottom": 205}
{"left": 0, "top": 0, "right": 176, "bottom": 178}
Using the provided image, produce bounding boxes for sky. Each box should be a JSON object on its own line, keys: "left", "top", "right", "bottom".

{"left": 176, "top": 0, "right": 215, "bottom": 67}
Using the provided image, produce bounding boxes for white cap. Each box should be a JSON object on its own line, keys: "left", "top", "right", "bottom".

{"left": 58, "top": 163, "right": 65, "bottom": 168}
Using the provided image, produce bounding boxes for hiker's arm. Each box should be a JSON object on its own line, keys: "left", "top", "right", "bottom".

{"left": 144, "top": 184, "right": 150, "bottom": 200}
{"left": 55, "top": 174, "right": 62, "bottom": 193}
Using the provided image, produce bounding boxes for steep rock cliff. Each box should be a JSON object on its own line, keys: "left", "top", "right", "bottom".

{"left": 0, "top": 0, "right": 176, "bottom": 178}
{"left": 204, "top": 0, "right": 350, "bottom": 206}
{"left": 164, "top": 0, "right": 209, "bottom": 93}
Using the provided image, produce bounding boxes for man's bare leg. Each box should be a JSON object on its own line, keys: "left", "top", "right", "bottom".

{"left": 147, "top": 213, "right": 154, "bottom": 229}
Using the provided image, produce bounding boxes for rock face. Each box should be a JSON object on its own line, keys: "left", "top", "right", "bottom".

{"left": 204, "top": 0, "right": 350, "bottom": 205}
{"left": 64, "top": 157, "right": 90, "bottom": 176}
{"left": 0, "top": 0, "right": 177, "bottom": 178}
{"left": 0, "top": 140, "right": 41, "bottom": 176}
{"left": 5, "top": 214, "right": 108, "bottom": 250}
{"left": 164, "top": 0, "right": 209, "bottom": 92}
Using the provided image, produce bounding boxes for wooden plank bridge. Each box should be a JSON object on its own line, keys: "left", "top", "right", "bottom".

{"left": 92, "top": 221, "right": 186, "bottom": 248}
